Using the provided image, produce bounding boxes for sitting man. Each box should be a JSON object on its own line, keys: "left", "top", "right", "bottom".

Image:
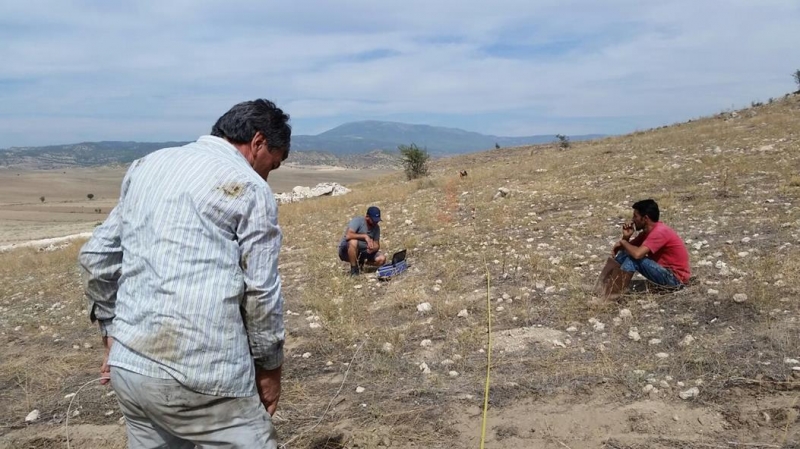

{"left": 338, "top": 206, "right": 387, "bottom": 276}
{"left": 596, "top": 199, "right": 691, "bottom": 299}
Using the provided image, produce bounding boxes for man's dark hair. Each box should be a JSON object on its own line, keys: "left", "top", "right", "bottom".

{"left": 632, "top": 199, "right": 660, "bottom": 222}
{"left": 211, "top": 99, "right": 291, "bottom": 158}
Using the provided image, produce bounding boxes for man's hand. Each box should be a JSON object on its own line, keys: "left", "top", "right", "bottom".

{"left": 365, "top": 236, "right": 375, "bottom": 252}
{"left": 256, "top": 365, "right": 282, "bottom": 416}
{"left": 611, "top": 240, "right": 623, "bottom": 256}
{"left": 100, "top": 336, "right": 113, "bottom": 385}
{"left": 621, "top": 222, "right": 634, "bottom": 240}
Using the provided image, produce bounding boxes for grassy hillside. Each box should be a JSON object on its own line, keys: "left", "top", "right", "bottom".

{"left": 1, "top": 94, "right": 799, "bottom": 448}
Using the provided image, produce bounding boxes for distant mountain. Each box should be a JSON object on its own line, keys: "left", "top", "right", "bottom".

{"left": 292, "top": 120, "right": 605, "bottom": 155}
{"left": 0, "top": 121, "right": 605, "bottom": 169}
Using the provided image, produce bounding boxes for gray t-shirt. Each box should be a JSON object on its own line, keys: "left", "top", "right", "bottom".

{"left": 339, "top": 216, "right": 380, "bottom": 249}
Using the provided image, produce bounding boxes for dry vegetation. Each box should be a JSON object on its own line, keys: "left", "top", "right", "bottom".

{"left": 1, "top": 95, "right": 800, "bottom": 448}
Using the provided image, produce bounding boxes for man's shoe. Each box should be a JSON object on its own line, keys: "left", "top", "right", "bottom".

{"left": 350, "top": 266, "right": 360, "bottom": 276}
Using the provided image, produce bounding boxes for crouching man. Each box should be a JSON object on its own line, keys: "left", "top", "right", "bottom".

{"left": 338, "top": 206, "right": 387, "bottom": 276}
{"left": 595, "top": 199, "right": 691, "bottom": 300}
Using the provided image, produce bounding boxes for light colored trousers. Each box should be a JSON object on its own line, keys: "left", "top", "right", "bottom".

{"left": 111, "top": 367, "right": 277, "bottom": 449}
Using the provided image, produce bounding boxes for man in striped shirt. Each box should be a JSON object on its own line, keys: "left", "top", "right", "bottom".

{"left": 79, "top": 99, "right": 290, "bottom": 448}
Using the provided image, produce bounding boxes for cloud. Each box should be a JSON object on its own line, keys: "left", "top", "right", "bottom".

{"left": 1, "top": 0, "right": 798, "bottom": 146}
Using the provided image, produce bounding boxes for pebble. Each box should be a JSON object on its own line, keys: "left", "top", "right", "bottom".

{"left": 679, "top": 387, "right": 700, "bottom": 399}
{"left": 448, "top": 371, "right": 459, "bottom": 377}
{"left": 416, "top": 302, "right": 432, "bottom": 313}
{"left": 733, "top": 293, "right": 748, "bottom": 303}
{"left": 457, "top": 309, "right": 469, "bottom": 318}
{"left": 381, "top": 343, "right": 394, "bottom": 353}
{"left": 649, "top": 339, "right": 662, "bottom": 346}
{"left": 552, "top": 340, "right": 566, "bottom": 348}
{"left": 104, "top": 410, "right": 115, "bottom": 416}
{"left": 544, "top": 286, "right": 556, "bottom": 294}
{"left": 619, "top": 309, "right": 632, "bottom": 319}
{"left": 356, "top": 386, "right": 365, "bottom": 393}
{"left": 707, "top": 289, "right": 719, "bottom": 296}
{"left": 628, "top": 330, "right": 641, "bottom": 342}
{"left": 656, "top": 352, "right": 669, "bottom": 359}
{"left": 302, "top": 352, "right": 312, "bottom": 359}
{"left": 354, "top": 284, "right": 363, "bottom": 289}
{"left": 679, "top": 335, "right": 696, "bottom": 347}
{"left": 566, "top": 326, "right": 578, "bottom": 333}
{"left": 419, "top": 362, "right": 431, "bottom": 374}
{"left": 593, "top": 322, "right": 605, "bottom": 332}
{"left": 25, "top": 410, "right": 39, "bottom": 422}
{"left": 420, "top": 339, "right": 433, "bottom": 348}
{"left": 309, "top": 322, "right": 322, "bottom": 329}
{"left": 784, "top": 358, "right": 799, "bottom": 365}
{"left": 64, "top": 393, "right": 77, "bottom": 399}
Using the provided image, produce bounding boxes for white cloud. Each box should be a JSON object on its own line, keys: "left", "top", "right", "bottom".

{"left": 1, "top": 0, "right": 798, "bottom": 146}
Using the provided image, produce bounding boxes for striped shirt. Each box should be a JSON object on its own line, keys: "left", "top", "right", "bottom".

{"left": 79, "top": 135, "right": 284, "bottom": 397}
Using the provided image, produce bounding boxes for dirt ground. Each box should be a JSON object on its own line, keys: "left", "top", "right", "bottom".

{"left": 2, "top": 96, "right": 800, "bottom": 448}
{"left": 0, "top": 165, "right": 394, "bottom": 246}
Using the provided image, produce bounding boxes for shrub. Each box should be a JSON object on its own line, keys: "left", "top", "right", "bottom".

{"left": 556, "top": 134, "right": 570, "bottom": 149}
{"left": 399, "top": 143, "right": 430, "bottom": 180}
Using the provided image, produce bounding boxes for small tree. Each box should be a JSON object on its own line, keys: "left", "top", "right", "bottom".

{"left": 399, "top": 143, "right": 430, "bottom": 180}
{"left": 87, "top": 193, "right": 94, "bottom": 200}
{"left": 556, "top": 134, "right": 570, "bottom": 149}
{"left": 39, "top": 196, "right": 45, "bottom": 203}
{"left": 793, "top": 69, "right": 800, "bottom": 93}
{"left": 495, "top": 142, "right": 500, "bottom": 149}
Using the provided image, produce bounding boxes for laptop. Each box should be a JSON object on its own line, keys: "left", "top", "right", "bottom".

{"left": 390, "top": 249, "right": 407, "bottom": 265}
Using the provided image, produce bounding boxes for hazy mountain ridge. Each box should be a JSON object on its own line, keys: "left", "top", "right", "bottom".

{"left": 0, "top": 121, "right": 605, "bottom": 169}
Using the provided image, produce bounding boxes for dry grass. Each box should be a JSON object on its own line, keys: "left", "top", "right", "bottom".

{"left": 2, "top": 95, "right": 800, "bottom": 448}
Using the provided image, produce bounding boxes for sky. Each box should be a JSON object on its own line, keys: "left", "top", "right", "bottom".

{"left": 1, "top": 0, "right": 799, "bottom": 148}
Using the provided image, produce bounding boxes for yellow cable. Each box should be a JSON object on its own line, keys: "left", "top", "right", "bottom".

{"left": 479, "top": 255, "right": 492, "bottom": 449}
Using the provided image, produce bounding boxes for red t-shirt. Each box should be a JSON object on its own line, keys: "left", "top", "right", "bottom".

{"left": 631, "top": 222, "right": 691, "bottom": 283}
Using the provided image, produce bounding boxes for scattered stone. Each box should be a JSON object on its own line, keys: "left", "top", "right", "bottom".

{"left": 679, "top": 335, "right": 696, "bottom": 347}
{"left": 309, "top": 322, "right": 322, "bottom": 329}
{"left": 25, "top": 410, "right": 39, "bottom": 422}
{"left": 420, "top": 339, "right": 433, "bottom": 348}
{"left": 659, "top": 380, "right": 671, "bottom": 389}
{"left": 619, "top": 309, "right": 632, "bottom": 319}
{"left": 733, "top": 293, "right": 748, "bottom": 303}
{"left": 448, "top": 371, "right": 459, "bottom": 377}
{"left": 274, "top": 183, "right": 351, "bottom": 204}
{"left": 356, "top": 386, "right": 366, "bottom": 393}
{"left": 656, "top": 352, "right": 670, "bottom": 359}
{"left": 302, "top": 352, "right": 311, "bottom": 359}
{"left": 679, "top": 387, "right": 700, "bottom": 400}
{"left": 784, "top": 358, "right": 799, "bottom": 365}
{"left": 642, "top": 384, "right": 654, "bottom": 393}
{"left": 71, "top": 410, "right": 81, "bottom": 418}
{"left": 566, "top": 326, "right": 578, "bottom": 333}
{"left": 417, "top": 302, "right": 432, "bottom": 313}
{"left": 457, "top": 309, "right": 469, "bottom": 318}
{"left": 118, "top": 416, "right": 126, "bottom": 426}
{"left": 381, "top": 343, "right": 393, "bottom": 353}
{"left": 83, "top": 342, "right": 93, "bottom": 349}
{"left": 628, "top": 330, "right": 641, "bottom": 342}
{"left": 419, "top": 363, "right": 431, "bottom": 374}
{"left": 64, "top": 393, "right": 77, "bottom": 399}
{"left": 544, "top": 286, "right": 557, "bottom": 294}
{"left": 593, "top": 322, "right": 605, "bottom": 332}
{"left": 104, "top": 410, "right": 115, "bottom": 416}
{"left": 354, "top": 284, "right": 363, "bottom": 290}
{"left": 649, "top": 339, "right": 662, "bottom": 346}
{"left": 326, "top": 361, "right": 333, "bottom": 366}
{"left": 552, "top": 340, "right": 566, "bottom": 348}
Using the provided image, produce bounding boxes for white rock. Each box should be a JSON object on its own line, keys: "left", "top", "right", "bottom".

{"left": 679, "top": 335, "right": 696, "bottom": 347}
{"left": 354, "top": 284, "right": 363, "bottom": 290}
{"left": 457, "top": 309, "right": 469, "bottom": 318}
{"left": 628, "top": 330, "right": 641, "bottom": 342}
{"left": 733, "top": 293, "right": 748, "bottom": 303}
{"left": 619, "top": 309, "right": 632, "bottom": 319}
{"left": 593, "top": 322, "right": 605, "bottom": 332}
{"left": 502, "top": 293, "right": 511, "bottom": 300}
{"left": 417, "top": 302, "right": 432, "bottom": 313}
{"left": 432, "top": 286, "right": 441, "bottom": 292}
{"left": 381, "top": 343, "right": 394, "bottom": 353}
{"left": 707, "top": 289, "right": 719, "bottom": 296}
{"left": 660, "top": 380, "right": 671, "bottom": 389}
{"left": 679, "top": 387, "right": 700, "bottom": 399}
{"left": 656, "top": 352, "right": 670, "bottom": 359}
{"left": 741, "top": 237, "right": 751, "bottom": 243}
{"left": 552, "top": 340, "right": 566, "bottom": 348}
{"left": 302, "top": 352, "right": 311, "bottom": 359}
{"left": 544, "top": 286, "right": 557, "bottom": 294}
{"left": 633, "top": 370, "right": 646, "bottom": 376}
{"left": 784, "top": 358, "right": 800, "bottom": 365}
{"left": 326, "top": 361, "right": 333, "bottom": 366}
{"left": 25, "top": 410, "right": 40, "bottom": 422}
{"left": 496, "top": 306, "right": 504, "bottom": 312}
{"left": 104, "top": 410, "right": 115, "bottom": 416}
{"left": 448, "top": 370, "right": 459, "bottom": 377}
{"left": 642, "top": 384, "right": 655, "bottom": 393}
{"left": 356, "top": 386, "right": 365, "bottom": 393}
{"left": 419, "top": 362, "right": 431, "bottom": 374}
{"left": 64, "top": 393, "right": 77, "bottom": 399}
{"left": 309, "top": 322, "right": 321, "bottom": 329}
{"left": 566, "top": 326, "right": 578, "bottom": 333}
{"left": 420, "top": 339, "right": 433, "bottom": 348}
{"left": 649, "top": 339, "right": 662, "bottom": 346}
{"left": 737, "top": 252, "right": 749, "bottom": 258}
{"left": 404, "top": 219, "right": 413, "bottom": 226}
{"left": 441, "top": 359, "right": 455, "bottom": 366}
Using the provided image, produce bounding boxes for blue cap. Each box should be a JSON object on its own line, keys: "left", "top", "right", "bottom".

{"left": 366, "top": 206, "right": 381, "bottom": 223}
